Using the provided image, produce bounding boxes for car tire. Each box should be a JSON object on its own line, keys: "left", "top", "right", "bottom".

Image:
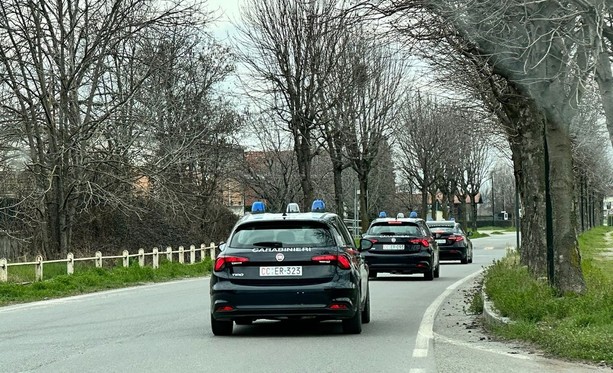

{"left": 468, "top": 251, "right": 473, "bottom": 263}
{"left": 461, "top": 249, "right": 469, "bottom": 264}
{"left": 368, "top": 271, "right": 377, "bottom": 279}
{"left": 211, "top": 314, "right": 233, "bottom": 336}
{"left": 434, "top": 261, "right": 440, "bottom": 278}
{"left": 342, "top": 306, "right": 363, "bottom": 334}
{"left": 424, "top": 264, "right": 434, "bottom": 281}
{"left": 361, "top": 286, "right": 371, "bottom": 324}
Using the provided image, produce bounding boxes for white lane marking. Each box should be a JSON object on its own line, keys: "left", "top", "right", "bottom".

{"left": 483, "top": 247, "right": 494, "bottom": 250}
{"left": 411, "top": 269, "right": 485, "bottom": 363}
{"left": 409, "top": 369, "right": 426, "bottom": 373}
{"left": 433, "top": 332, "right": 532, "bottom": 360}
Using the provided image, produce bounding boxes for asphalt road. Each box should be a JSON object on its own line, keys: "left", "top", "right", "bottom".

{"left": 0, "top": 232, "right": 606, "bottom": 372}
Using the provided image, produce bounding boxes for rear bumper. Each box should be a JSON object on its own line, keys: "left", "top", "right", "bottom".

{"left": 210, "top": 281, "right": 359, "bottom": 320}
{"left": 364, "top": 253, "right": 433, "bottom": 274}
{"left": 439, "top": 246, "right": 467, "bottom": 260}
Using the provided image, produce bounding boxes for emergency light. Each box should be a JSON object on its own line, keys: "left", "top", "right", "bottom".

{"left": 251, "top": 201, "right": 265, "bottom": 213}
{"left": 311, "top": 199, "right": 326, "bottom": 212}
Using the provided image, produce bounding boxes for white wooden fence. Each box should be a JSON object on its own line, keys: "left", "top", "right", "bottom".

{"left": 0, "top": 243, "right": 218, "bottom": 283}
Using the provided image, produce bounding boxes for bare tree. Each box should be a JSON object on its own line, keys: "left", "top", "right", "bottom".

{"left": 237, "top": 114, "right": 301, "bottom": 212}
{"left": 365, "top": 0, "right": 598, "bottom": 294}
{"left": 236, "top": 0, "right": 353, "bottom": 210}
{"left": 0, "top": 0, "right": 228, "bottom": 257}
{"left": 341, "top": 39, "right": 406, "bottom": 230}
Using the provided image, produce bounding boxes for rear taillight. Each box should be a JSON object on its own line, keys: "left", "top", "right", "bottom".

{"left": 214, "top": 255, "right": 249, "bottom": 271}
{"left": 448, "top": 235, "right": 464, "bottom": 242}
{"left": 312, "top": 254, "right": 351, "bottom": 269}
{"left": 409, "top": 238, "right": 430, "bottom": 247}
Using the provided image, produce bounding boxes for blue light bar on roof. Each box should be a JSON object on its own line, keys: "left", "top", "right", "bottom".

{"left": 251, "top": 201, "right": 266, "bottom": 213}
{"left": 379, "top": 211, "right": 387, "bottom": 218}
{"left": 409, "top": 211, "right": 418, "bottom": 218}
{"left": 311, "top": 199, "right": 326, "bottom": 212}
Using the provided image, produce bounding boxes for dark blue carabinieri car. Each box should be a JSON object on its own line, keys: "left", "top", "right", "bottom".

{"left": 210, "top": 200, "right": 372, "bottom": 336}
{"left": 426, "top": 220, "right": 473, "bottom": 264}
{"left": 362, "top": 213, "right": 440, "bottom": 280}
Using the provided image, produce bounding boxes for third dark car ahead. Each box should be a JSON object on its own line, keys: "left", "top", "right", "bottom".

{"left": 426, "top": 220, "right": 473, "bottom": 264}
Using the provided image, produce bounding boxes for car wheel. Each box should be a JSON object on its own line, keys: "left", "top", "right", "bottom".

{"left": 234, "top": 318, "right": 253, "bottom": 326}
{"left": 368, "top": 271, "right": 377, "bottom": 279}
{"left": 211, "top": 314, "right": 233, "bottom": 336}
{"left": 361, "top": 286, "right": 371, "bottom": 324}
{"left": 461, "top": 249, "right": 469, "bottom": 264}
{"left": 342, "top": 306, "right": 363, "bottom": 334}
{"left": 424, "top": 264, "right": 434, "bottom": 281}
{"left": 468, "top": 250, "right": 473, "bottom": 263}
{"left": 434, "top": 261, "right": 440, "bottom": 278}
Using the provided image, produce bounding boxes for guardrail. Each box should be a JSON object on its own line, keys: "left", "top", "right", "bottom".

{"left": 0, "top": 243, "right": 218, "bottom": 282}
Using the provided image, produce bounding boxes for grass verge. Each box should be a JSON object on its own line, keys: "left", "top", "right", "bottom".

{"left": 483, "top": 226, "right": 613, "bottom": 365}
{"left": 0, "top": 259, "right": 212, "bottom": 307}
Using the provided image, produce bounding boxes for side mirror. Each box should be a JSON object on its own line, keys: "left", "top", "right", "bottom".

{"left": 466, "top": 232, "right": 473, "bottom": 237}
{"left": 359, "top": 238, "right": 373, "bottom": 251}
{"left": 219, "top": 243, "right": 226, "bottom": 252}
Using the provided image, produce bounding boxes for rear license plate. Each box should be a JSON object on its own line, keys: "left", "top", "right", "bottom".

{"left": 383, "top": 244, "right": 404, "bottom": 250}
{"left": 436, "top": 239, "right": 446, "bottom": 244}
{"left": 259, "top": 266, "right": 303, "bottom": 276}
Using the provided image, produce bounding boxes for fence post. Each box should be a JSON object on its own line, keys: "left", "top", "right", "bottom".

{"left": 0, "top": 258, "right": 7, "bottom": 282}
{"left": 123, "top": 250, "right": 129, "bottom": 267}
{"left": 209, "top": 243, "right": 216, "bottom": 260}
{"left": 200, "top": 244, "right": 206, "bottom": 262}
{"left": 35, "top": 255, "right": 43, "bottom": 281}
{"left": 138, "top": 248, "right": 145, "bottom": 267}
{"left": 178, "top": 246, "right": 185, "bottom": 264}
{"left": 95, "top": 251, "right": 102, "bottom": 268}
{"left": 166, "top": 247, "right": 172, "bottom": 262}
{"left": 67, "top": 253, "right": 74, "bottom": 275}
{"left": 153, "top": 248, "right": 159, "bottom": 269}
{"left": 190, "top": 245, "right": 196, "bottom": 264}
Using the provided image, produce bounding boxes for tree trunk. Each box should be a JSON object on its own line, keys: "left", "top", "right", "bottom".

{"left": 294, "top": 125, "right": 314, "bottom": 210}
{"left": 505, "top": 98, "right": 548, "bottom": 278}
{"left": 470, "top": 197, "right": 478, "bottom": 232}
{"left": 545, "top": 118, "right": 586, "bottom": 294}
{"left": 420, "top": 189, "right": 428, "bottom": 220}
{"left": 359, "top": 177, "right": 369, "bottom": 232}
{"left": 332, "top": 161, "right": 345, "bottom": 217}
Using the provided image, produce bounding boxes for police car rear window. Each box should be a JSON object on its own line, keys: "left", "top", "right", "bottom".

{"left": 428, "top": 226, "right": 455, "bottom": 233}
{"left": 367, "top": 222, "right": 422, "bottom": 236}
{"left": 230, "top": 221, "right": 336, "bottom": 248}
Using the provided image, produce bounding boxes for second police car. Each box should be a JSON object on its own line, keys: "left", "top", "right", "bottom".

{"left": 362, "top": 212, "right": 440, "bottom": 280}
{"left": 210, "top": 200, "right": 372, "bottom": 335}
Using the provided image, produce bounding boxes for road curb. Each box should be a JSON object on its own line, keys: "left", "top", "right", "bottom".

{"left": 482, "top": 285, "right": 514, "bottom": 328}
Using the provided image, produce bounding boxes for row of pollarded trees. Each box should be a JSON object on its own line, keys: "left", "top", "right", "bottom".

{"left": 369, "top": 0, "right": 613, "bottom": 294}
{"left": 395, "top": 93, "right": 497, "bottom": 233}
{"left": 234, "top": 0, "right": 492, "bottom": 233}
{"left": 0, "top": 0, "right": 243, "bottom": 259}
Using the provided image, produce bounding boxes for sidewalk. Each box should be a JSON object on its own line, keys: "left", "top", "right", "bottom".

{"left": 432, "top": 275, "right": 610, "bottom": 372}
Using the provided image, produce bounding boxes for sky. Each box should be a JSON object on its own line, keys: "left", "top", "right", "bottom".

{"left": 207, "top": 0, "right": 242, "bottom": 41}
